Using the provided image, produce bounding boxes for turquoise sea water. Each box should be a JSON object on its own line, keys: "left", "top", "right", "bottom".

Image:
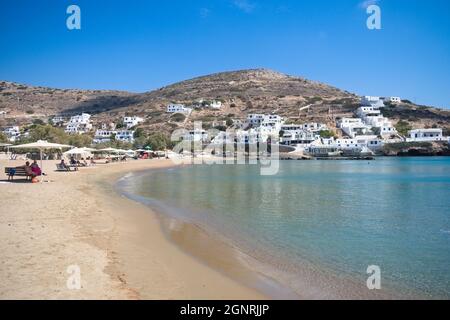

{"left": 118, "top": 158, "right": 450, "bottom": 299}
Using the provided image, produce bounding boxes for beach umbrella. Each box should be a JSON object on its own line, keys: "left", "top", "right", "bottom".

{"left": 99, "top": 147, "right": 120, "bottom": 154}
{"left": 0, "top": 143, "right": 12, "bottom": 147}
{"left": 64, "top": 147, "right": 92, "bottom": 158}
{"left": 11, "top": 140, "right": 72, "bottom": 180}
{"left": 98, "top": 148, "right": 118, "bottom": 152}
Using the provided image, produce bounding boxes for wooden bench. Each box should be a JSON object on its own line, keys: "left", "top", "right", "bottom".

{"left": 5, "top": 167, "right": 32, "bottom": 181}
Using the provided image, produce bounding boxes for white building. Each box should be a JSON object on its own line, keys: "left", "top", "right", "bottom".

{"left": 302, "top": 122, "right": 328, "bottom": 133}
{"left": 65, "top": 113, "right": 92, "bottom": 134}
{"left": 3, "top": 126, "right": 20, "bottom": 142}
{"left": 211, "top": 129, "right": 262, "bottom": 145}
{"left": 115, "top": 130, "right": 135, "bottom": 143}
{"left": 51, "top": 116, "right": 66, "bottom": 125}
{"left": 406, "top": 129, "right": 446, "bottom": 142}
{"left": 123, "top": 116, "right": 144, "bottom": 129}
{"left": 246, "top": 114, "right": 265, "bottom": 127}
{"left": 209, "top": 101, "right": 222, "bottom": 109}
{"left": 183, "top": 129, "right": 209, "bottom": 143}
{"left": 93, "top": 130, "right": 115, "bottom": 144}
{"left": 356, "top": 107, "right": 397, "bottom": 138}
{"left": 385, "top": 97, "right": 401, "bottom": 104}
{"left": 280, "top": 130, "right": 318, "bottom": 146}
{"left": 93, "top": 129, "right": 135, "bottom": 144}
{"left": 167, "top": 104, "right": 192, "bottom": 114}
{"left": 361, "top": 96, "right": 381, "bottom": 105}
{"left": 195, "top": 100, "right": 223, "bottom": 110}
{"left": 339, "top": 118, "right": 372, "bottom": 138}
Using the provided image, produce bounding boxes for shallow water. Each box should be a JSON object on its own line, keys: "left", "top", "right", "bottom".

{"left": 118, "top": 158, "right": 450, "bottom": 299}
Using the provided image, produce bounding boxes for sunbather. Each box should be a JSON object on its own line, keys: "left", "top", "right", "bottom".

{"left": 18, "top": 161, "right": 36, "bottom": 179}
{"left": 59, "top": 159, "right": 70, "bottom": 171}
{"left": 30, "top": 160, "right": 42, "bottom": 176}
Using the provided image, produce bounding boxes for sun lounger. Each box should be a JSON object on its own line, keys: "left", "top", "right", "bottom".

{"left": 56, "top": 164, "right": 75, "bottom": 172}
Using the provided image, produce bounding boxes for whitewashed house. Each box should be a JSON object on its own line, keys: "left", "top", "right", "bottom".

{"left": 339, "top": 118, "right": 372, "bottom": 138}
{"left": 93, "top": 130, "right": 114, "bottom": 144}
{"left": 280, "top": 130, "right": 318, "bottom": 146}
{"left": 210, "top": 101, "right": 222, "bottom": 109}
{"left": 356, "top": 106, "right": 397, "bottom": 138}
{"left": 183, "top": 129, "right": 209, "bottom": 143}
{"left": 123, "top": 116, "right": 144, "bottom": 129}
{"left": 361, "top": 96, "right": 385, "bottom": 108}
{"left": 167, "top": 104, "right": 192, "bottom": 114}
{"left": 406, "top": 129, "right": 445, "bottom": 142}
{"left": 93, "top": 129, "right": 135, "bottom": 144}
{"left": 51, "top": 116, "right": 66, "bottom": 125}
{"left": 115, "top": 130, "right": 135, "bottom": 143}
{"left": 65, "top": 113, "right": 92, "bottom": 134}
{"left": 386, "top": 97, "right": 401, "bottom": 104}
{"left": 302, "top": 122, "right": 328, "bottom": 133}
{"left": 3, "top": 126, "right": 20, "bottom": 142}
{"left": 246, "top": 114, "right": 265, "bottom": 127}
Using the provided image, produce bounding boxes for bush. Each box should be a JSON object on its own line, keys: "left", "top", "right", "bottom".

{"left": 0, "top": 132, "right": 8, "bottom": 143}
{"left": 319, "top": 130, "right": 335, "bottom": 138}
{"left": 146, "top": 132, "right": 172, "bottom": 151}
{"left": 395, "top": 120, "right": 412, "bottom": 136}
{"left": 26, "top": 110, "right": 35, "bottom": 114}
{"left": 171, "top": 113, "right": 186, "bottom": 122}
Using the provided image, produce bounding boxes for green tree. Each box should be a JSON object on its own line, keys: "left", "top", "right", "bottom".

{"left": 67, "top": 134, "right": 93, "bottom": 147}
{"left": 0, "top": 132, "right": 8, "bottom": 143}
{"left": 395, "top": 120, "right": 412, "bottom": 136}
{"left": 134, "top": 128, "right": 146, "bottom": 139}
{"left": 32, "top": 119, "right": 45, "bottom": 126}
{"left": 171, "top": 113, "right": 186, "bottom": 122}
{"left": 146, "top": 132, "right": 171, "bottom": 151}
{"left": 319, "top": 130, "right": 335, "bottom": 139}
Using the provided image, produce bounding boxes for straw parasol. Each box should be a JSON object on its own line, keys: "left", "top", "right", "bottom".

{"left": 11, "top": 140, "right": 72, "bottom": 179}
{"left": 63, "top": 147, "right": 93, "bottom": 158}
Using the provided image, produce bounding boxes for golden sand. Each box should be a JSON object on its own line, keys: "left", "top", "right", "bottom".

{"left": 0, "top": 159, "right": 265, "bottom": 299}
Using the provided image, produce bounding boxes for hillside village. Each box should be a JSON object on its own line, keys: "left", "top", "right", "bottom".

{"left": 1, "top": 70, "right": 450, "bottom": 157}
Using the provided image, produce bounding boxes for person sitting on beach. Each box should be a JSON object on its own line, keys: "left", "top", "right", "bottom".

{"left": 70, "top": 156, "right": 77, "bottom": 166}
{"left": 30, "top": 160, "right": 42, "bottom": 176}
{"left": 18, "top": 161, "right": 36, "bottom": 179}
{"left": 59, "top": 159, "right": 70, "bottom": 171}
{"left": 90, "top": 157, "right": 96, "bottom": 165}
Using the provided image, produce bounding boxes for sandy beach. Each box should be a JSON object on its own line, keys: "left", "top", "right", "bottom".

{"left": 0, "top": 158, "right": 266, "bottom": 300}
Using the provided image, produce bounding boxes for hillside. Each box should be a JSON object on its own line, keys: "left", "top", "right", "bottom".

{"left": 1, "top": 69, "right": 449, "bottom": 135}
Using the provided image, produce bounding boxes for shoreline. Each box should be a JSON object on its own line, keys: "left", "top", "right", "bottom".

{"left": 116, "top": 165, "right": 403, "bottom": 300}
{"left": 0, "top": 159, "right": 266, "bottom": 299}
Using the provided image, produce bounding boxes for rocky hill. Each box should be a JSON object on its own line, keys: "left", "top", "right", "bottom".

{"left": 1, "top": 69, "right": 449, "bottom": 136}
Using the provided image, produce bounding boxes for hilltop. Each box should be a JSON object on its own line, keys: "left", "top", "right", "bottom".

{"left": 1, "top": 69, "right": 449, "bottom": 135}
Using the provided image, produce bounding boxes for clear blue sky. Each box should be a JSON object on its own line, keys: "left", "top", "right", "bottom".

{"left": 1, "top": 0, "right": 449, "bottom": 108}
